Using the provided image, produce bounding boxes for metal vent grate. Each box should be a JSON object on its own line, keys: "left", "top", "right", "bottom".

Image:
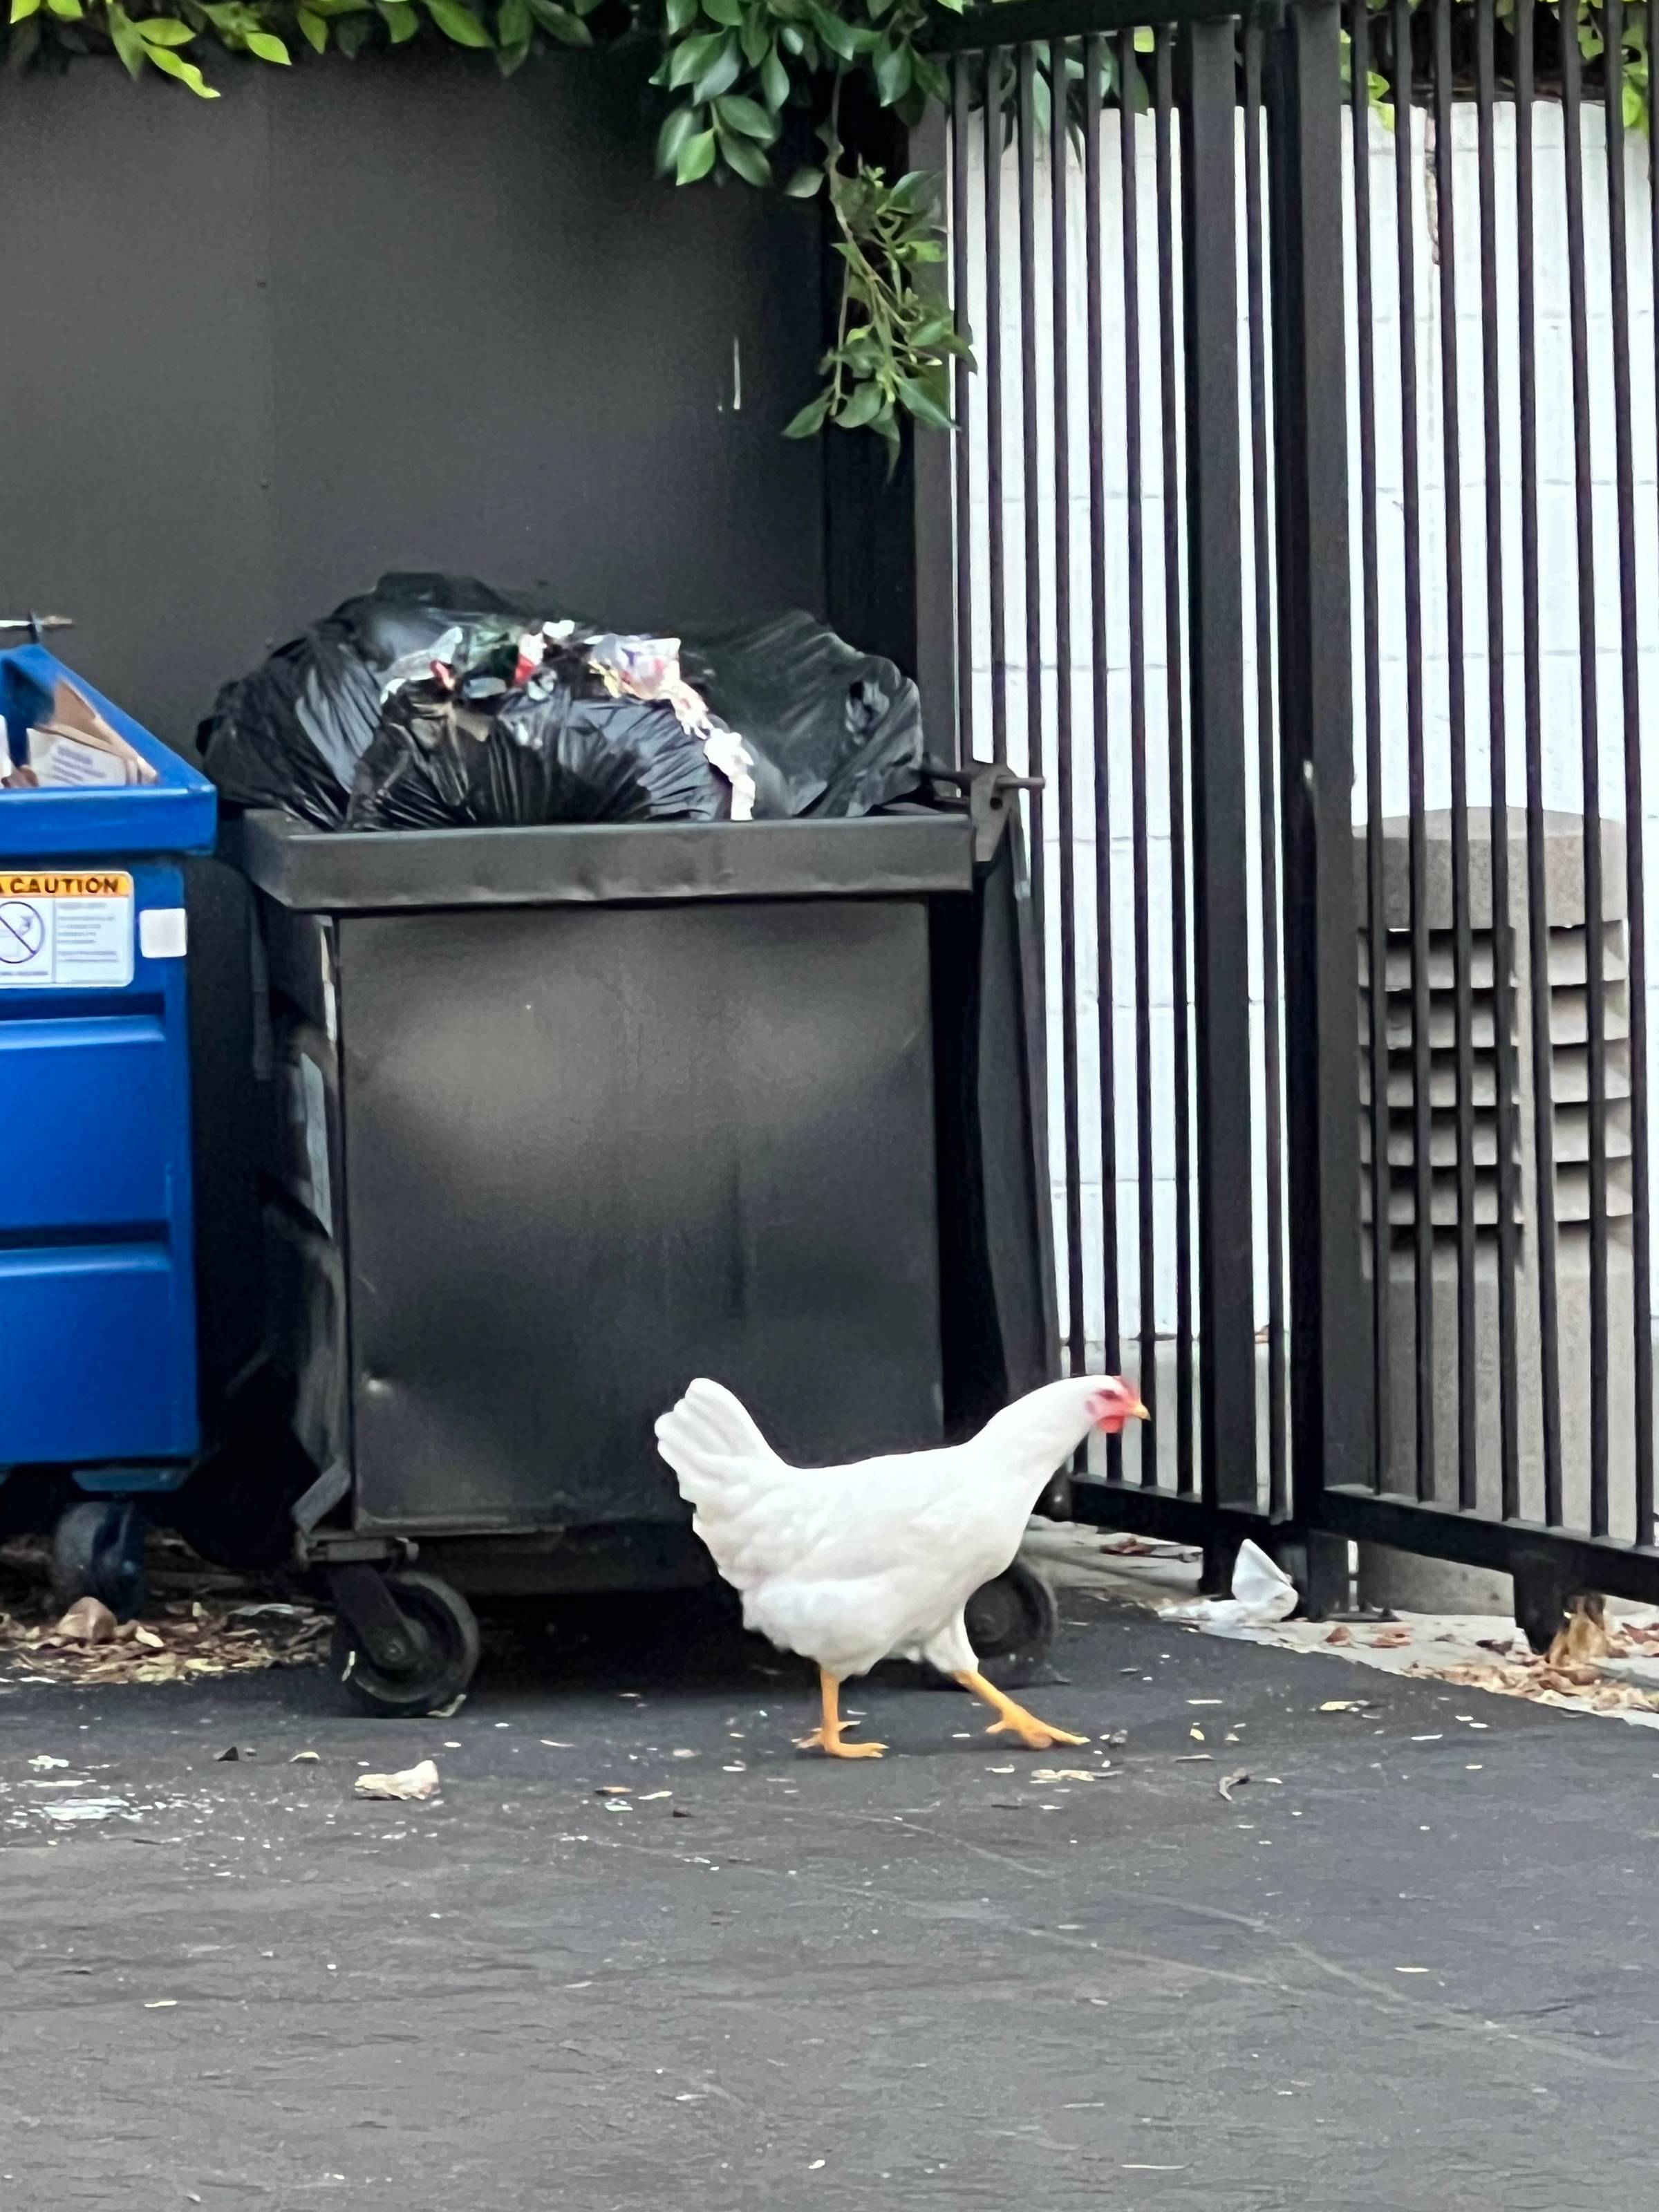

{"left": 1359, "top": 922, "right": 1521, "bottom": 1232}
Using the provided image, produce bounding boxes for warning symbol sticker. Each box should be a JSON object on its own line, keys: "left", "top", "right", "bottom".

{"left": 0, "top": 870, "right": 133, "bottom": 990}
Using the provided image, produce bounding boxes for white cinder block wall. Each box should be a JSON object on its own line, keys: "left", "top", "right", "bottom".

{"left": 957, "top": 99, "right": 1659, "bottom": 1352}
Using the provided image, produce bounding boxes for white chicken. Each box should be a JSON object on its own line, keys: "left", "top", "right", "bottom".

{"left": 655, "top": 1373, "right": 1149, "bottom": 1758}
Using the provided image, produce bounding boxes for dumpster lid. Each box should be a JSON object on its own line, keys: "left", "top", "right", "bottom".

{"left": 229, "top": 809, "right": 977, "bottom": 913}
{"left": 0, "top": 646, "right": 216, "bottom": 860}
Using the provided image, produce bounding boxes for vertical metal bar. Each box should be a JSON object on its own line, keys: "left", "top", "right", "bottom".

{"left": 1121, "top": 24, "right": 1157, "bottom": 1477}
{"left": 1432, "top": 0, "right": 1477, "bottom": 1511}
{"left": 1017, "top": 42, "right": 1047, "bottom": 953}
{"left": 1608, "top": 0, "right": 1653, "bottom": 1541}
{"left": 1474, "top": 0, "right": 1521, "bottom": 1521}
{"left": 909, "top": 103, "right": 959, "bottom": 760}
{"left": 1179, "top": 16, "right": 1257, "bottom": 1508}
{"left": 1351, "top": 0, "right": 1392, "bottom": 1494}
{"left": 1154, "top": 25, "right": 1195, "bottom": 1498}
{"left": 1642, "top": 0, "right": 1659, "bottom": 1545}
{"left": 1051, "top": 41, "right": 1085, "bottom": 1403}
{"left": 1269, "top": 0, "right": 1370, "bottom": 1519}
{"left": 1392, "top": 0, "right": 1434, "bottom": 1501}
{"left": 1559, "top": 17, "right": 1609, "bottom": 1536}
{"left": 985, "top": 52, "right": 1010, "bottom": 769}
{"left": 1243, "top": 22, "right": 1287, "bottom": 1519}
{"left": 1515, "top": 0, "right": 1564, "bottom": 1521}
{"left": 1085, "top": 35, "right": 1123, "bottom": 1479}
{"left": 950, "top": 57, "right": 975, "bottom": 771}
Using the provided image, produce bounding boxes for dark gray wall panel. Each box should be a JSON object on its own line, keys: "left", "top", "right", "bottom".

{"left": 0, "top": 53, "right": 825, "bottom": 751}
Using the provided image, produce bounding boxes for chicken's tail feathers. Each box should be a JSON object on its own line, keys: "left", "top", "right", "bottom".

{"left": 654, "top": 1378, "right": 784, "bottom": 1503}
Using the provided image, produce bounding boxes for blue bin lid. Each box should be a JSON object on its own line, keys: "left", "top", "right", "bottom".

{"left": 0, "top": 645, "right": 216, "bottom": 860}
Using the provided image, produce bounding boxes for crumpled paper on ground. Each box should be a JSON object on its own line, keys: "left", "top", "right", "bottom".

{"left": 355, "top": 1759, "right": 440, "bottom": 1801}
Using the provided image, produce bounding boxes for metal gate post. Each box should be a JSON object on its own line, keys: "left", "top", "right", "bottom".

{"left": 1266, "top": 0, "right": 1372, "bottom": 1559}
{"left": 1178, "top": 19, "right": 1258, "bottom": 1509}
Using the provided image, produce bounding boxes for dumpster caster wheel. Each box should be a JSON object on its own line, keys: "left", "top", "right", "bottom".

{"left": 331, "top": 1570, "right": 480, "bottom": 1718}
{"left": 53, "top": 1499, "right": 149, "bottom": 1622}
{"left": 963, "top": 1562, "right": 1058, "bottom": 1691}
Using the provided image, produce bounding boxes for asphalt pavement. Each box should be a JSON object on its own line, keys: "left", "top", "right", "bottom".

{"left": 2, "top": 1588, "right": 1654, "bottom": 2211}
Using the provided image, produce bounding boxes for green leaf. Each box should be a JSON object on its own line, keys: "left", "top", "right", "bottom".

{"left": 666, "top": 0, "right": 696, "bottom": 27}
{"left": 783, "top": 163, "right": 822, "bottom": 196}
{"left": 245, "top": 28, "right": 290, "bottom": 59}
{"left": 690, "top": 32, "right": 740, "bottom": 100}
{"left": 44, "top": 0, "right": 84, "bottom": 22}
{"left": 887, "top": 168, "right": 936, "bottom": 216}
{"left": 496, "top": 34, "right": 529, "bottom": 69}
{"left": 675, "top": 126, "right": 717, "bottom": 182}
{"left": 138, "top": 18, "right": 197, "bottom": 45}
{"left": 700, "top": 0, "right": 742, "bottom": 23}
{"left": 8, "top": 0, "right": 41, "bottom": 23}
{"left": 872, "top": 36, "right": 910, "bottom": 104}
{"left": 297, "top": 7, "right": 328, "bottom": 48}
{"left": 896, "top": 373, "right": 953, "bottom": 431}
{"left": 715, "top": 91, "right": 776, "bottom": 138}
{"left": 423, "top": 0, "right": 491, "bottom": 44}
{"left": 805, "top": 1, "right": 858, "bottom": 60}
{"left": 336, "top": 14, "right": 373, "bottom": 50}
{"left": 657, "top": 102, "right": 702, "bottom": 171}
{"left": 911, "top": 52, "right": 948, "bottom": 104}
{"left": 738, "top": 10, "right": 767, "bottom": 62}
{"left": 782, "top": 395, "right": 830, "bottom": 438}
{"left": 834, "top": 381, "right": 883, "bottom": 431}
{"left": 760, "top": 44, "right": 789, "bottom": 109}
{"left": 718, "top": 127, "right": 771, "bottom": 185}
{"left": 498, "top": 0, "right": 529, "bottom": 37}
{"left": 382, "top": 1, "right": 418, "bottom": 41}
{"left": 144, "top": 41, "right": 219, "bottom": 89}
{"left": 1133, "top": 23, "right": 1154, "bottom": 48}
{"left": 667, "top": 28, "right": 722, "bottom": 83}
{"left": 527, "top": 0, "right": 590, "bottom": 39}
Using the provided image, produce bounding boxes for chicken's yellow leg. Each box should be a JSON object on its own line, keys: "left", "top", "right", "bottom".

{"left": 795, "top": 1669, "right": 886, "bottom": 1759}
{"left": 955, "top": 1668, "right": 1089, "bottom": 1750}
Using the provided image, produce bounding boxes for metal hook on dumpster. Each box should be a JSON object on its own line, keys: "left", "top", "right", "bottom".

{"left": 927, "top": 762, "right": 1046, "bottom": 865}
{"left": 0, "top": 614, "right": 74, "bottom": 645}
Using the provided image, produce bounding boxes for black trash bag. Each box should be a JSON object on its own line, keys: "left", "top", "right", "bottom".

{"left": 346, "top": 671, "right": 730, "bottom": 831}
{"left": 201, "top": 573, "right": 923, "bottom": 830}
{"left": 199, "top": 574, "right": 551, "bottom": 828}
{"left": 681, "top": 610, "right": 924, "bottom": 819}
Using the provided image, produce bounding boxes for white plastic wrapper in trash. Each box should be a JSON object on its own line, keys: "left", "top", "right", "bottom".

{"left": 1161, "top": 1539, "right": 1298, "bottom": 1632}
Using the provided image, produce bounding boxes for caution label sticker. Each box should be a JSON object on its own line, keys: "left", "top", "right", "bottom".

{"left": 0, "top": 870, "right": 134, "bottom": 990}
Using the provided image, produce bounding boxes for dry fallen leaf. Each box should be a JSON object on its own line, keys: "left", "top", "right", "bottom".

{"left": 355, "top": 1759, "right": 440, "bottom": 1802}
{"left": 1546, "top": 1595, "right": 1611, "bottom": 1669}
{"left": 1031, "top": 1768, "right": 1096, "bottom": 1783}
{"left": 290, "top": 1751, "right": 321, "bottom": 1764}
{"left": 1319, "top": 1699, "right": 1367, "bottom": 1712}
{"left": 46, "top": 1597, "right": 117, "bottom": 1647}
{"left": 1218, "top": 1768, "right": 1250, "bottom": 1803}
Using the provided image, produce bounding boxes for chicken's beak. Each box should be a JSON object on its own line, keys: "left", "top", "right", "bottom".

{"left": 1130, "top": 1398, "right": 1150, "bottom": 1421}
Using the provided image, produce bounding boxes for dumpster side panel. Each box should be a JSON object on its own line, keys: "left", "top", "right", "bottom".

{"left": 338, "top": 899, "right": 944, "bottom": 1533}
{"left": 0, "top": 856, "right": 200, "bottom": 1468}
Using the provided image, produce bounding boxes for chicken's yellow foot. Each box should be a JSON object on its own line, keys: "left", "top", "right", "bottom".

{"left": 954, "top": 1668, "right": 1089, "bottom": 1751}
{"left": 796, "top": 1669, "right": 888, "bottom": 1759}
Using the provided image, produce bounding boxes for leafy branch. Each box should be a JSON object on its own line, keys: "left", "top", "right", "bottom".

{"left": 6, "top": 0, "right": 1656, "bottom": 446}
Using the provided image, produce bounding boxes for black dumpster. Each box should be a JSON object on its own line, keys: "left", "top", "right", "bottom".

{"left": 232, "top": 789, "right": 1054, "bottom": 1713}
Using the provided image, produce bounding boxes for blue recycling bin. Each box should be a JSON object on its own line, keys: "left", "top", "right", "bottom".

{"left": 0, "top": 646, "right": 216, "bottom": 1577}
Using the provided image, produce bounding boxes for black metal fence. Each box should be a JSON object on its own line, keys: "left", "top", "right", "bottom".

{"left": 930, "top": 0, "right": 1659, "bottom": 1640}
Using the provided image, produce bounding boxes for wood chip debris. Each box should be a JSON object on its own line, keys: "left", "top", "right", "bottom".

{"left": 1, "top": 1539, "right": 330, "bottom": 1688}
{"left": 1413, "top": 1653, "right": 1659, "bottom": 1716}
{"left": 1218, "top": 1768, "right": 1250, "bottom": 1803}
